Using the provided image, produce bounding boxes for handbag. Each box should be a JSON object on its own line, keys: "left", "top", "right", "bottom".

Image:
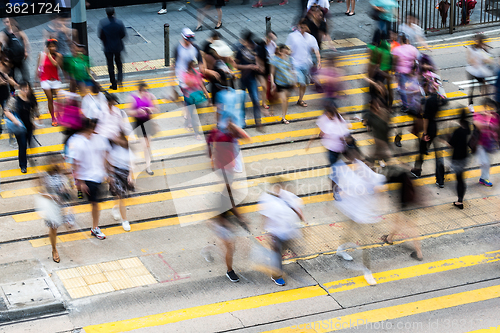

{"left": 6, "top": 111, "right": 26, "bottom": 136}
{"left": 185, "top": 90, "right": 207, "bottom": 106}
{"left": 58, "top": 104, "right": 83, "bottom": 130}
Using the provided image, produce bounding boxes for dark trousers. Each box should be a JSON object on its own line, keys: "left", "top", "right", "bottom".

{"left": 15, "top": 126, "right": 33, "bottom": 169}
{"left": 105, "top": 52, "right": 123, "bottom": 86}
{"left": 240, "top": 76, "right": 261, "bottom": 125}
{"left": 162, "top": 2, "right": 166, "bottom": 9}
{"left": 10, "top": 60, "right": 30, "bottom": 93}
{"left": 456, "top": 170, "right": 465, "bottom": 202}
{"left": 414, "top": 136, "right": 443, "bottom": 184}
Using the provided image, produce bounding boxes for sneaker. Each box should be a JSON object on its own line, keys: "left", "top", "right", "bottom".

{"left": 468, "top": 104, "right": 474, "bottom": 113}
{"left": 279, "top": 0, "right": 288, "bottom": 4}
{"left": 410, "top": 168, "right": 421, "bottom": 178}
{"left": 272, "top": 277, "right": 286, "bottom": 286}
{"left": 252, "top": 2, "right": 263, "bottom": 7}
{"left": 158, "top": 8, "right": 167, "bottom": 14}
{"left": 91, "top": 227, "right": 106, "bottom": 240}
{"left": 479, "top": 178, "right": 493, "bottom": 187}
{"left": 122, "top": 220, "right": 131, "bottom": 231}
{"left": 77, "top": 190, "right": 84, "bottom": 200}
{"left": 336, "top": 250, "right": 353, "bottom": 261}
{"left": 436, "top": 182, "right": 444, "bottom": 188}
{"left": 400, "top": 106, "right": 409, "bottom": 113}
{"left": 226, "top": 270, "right": 240, "bottom": 282}
{"left": 112, "top": 205, "right": 121, "bottom": 221}
{"left": 364, "top": 272, "right": 377, "bottom": 285}
{"left": 379, "top": 160, "right": 386, "bottom": 168}
{"left": 146, "top": 168, "right": 154, "bottom": 176}
{"left": 333, "top": 186, "right": 342, "bottom": 201}
{"left": 20, "top": 167, "right": 27, "bottom": 174}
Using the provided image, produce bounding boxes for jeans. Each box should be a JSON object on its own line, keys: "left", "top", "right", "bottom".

{"left": 476, "top": 145, "right": 490, "bottom": 180}
{"left": 240, "top": 76, "right": 261, "bottom": 125}
{"left": 105, "top": 52, "right": 123, "bottom": 86}
{"left": 397, "top": 73, "right": 410, "bottom": 108}
{"left": 14, "top": 126, "right": 32, "bottom": 169}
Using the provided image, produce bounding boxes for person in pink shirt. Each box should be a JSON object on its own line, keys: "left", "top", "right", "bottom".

{"left": 391, "top": 34, "right": 419, "bottom": 113}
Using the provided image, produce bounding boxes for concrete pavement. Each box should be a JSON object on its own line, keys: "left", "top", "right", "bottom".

{"left": 0, "top": 30, "right": 499, "bottom": 332}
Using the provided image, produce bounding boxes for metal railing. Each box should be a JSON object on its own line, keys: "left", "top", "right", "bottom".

{"left": 396, "top": 0, "right": 500, "bottom": 34}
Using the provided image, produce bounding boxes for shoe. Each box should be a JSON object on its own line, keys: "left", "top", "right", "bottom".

{"left": 21, "top": 167, "right": 27, "bottom": 173}
{"left": 436, "top": 182, "right": 444, "bottom": 188}
{"left": 279, "top": 0, "right": 288, "bottom": 4}
{"left": 479, "top": 178, "right": 493, "bottom": 187}
{"left": 158, "top": 8, "right": 167, "bottom": 14}
{"left": 336, "top": 250, "right": 353, "bottom": 261}
{"left": 468, "top": 104, "right": 474, "bottom": 113}
{"left": 252, "top": 2, "right": 263, "bottom": 7}
{"left": 77, "top": 190, "right": 84, "bottom": 200}
{"left": 400, "top": 106, "right": 409, "bottom": 113}
{"left": 379, "top": 160, "right": 386, "bottom": 168}
{"left": 91, "top": 227, "right": 106, "bottom": 240}
{"left": 410, "top": 251, "right": 423, "bottom": 261}
{"left": 394, "top": 134, "right": 402, "bottom": 147}
{"left": 410, "top": 169, "right": 421, "bottom": 178}
{"left": 272, "top": 277, "right": 286, "bottom": 286}
{"left": 146, "top": 168, "right": 154, "bottom": 176}
{"left": 34, "top": 120, "right": 44, "bottom": 128}
{"left": 195, "top": 25, "right": 203, "bottom": 31}
{"left": 109, "top": 84, "right": 117, "bottom": 90}
{"left": 453, "top": 202, "right": 464, "bottom": 209}
{"left": 215, "top": 22, "right": 222, "bottom": 29}
{"left": 347, "top": 12, "right": 355, "bottom": 16}
{"left": 226, "top": 270, "right": 240, "bottom": 282}
{"left": 364, "top": 272, "right": 377, "bottom": 285}
{"left": 112, "top": 205, "right": 121, "bottom": 221}
{"left": 122, "top": 220, "right": 131, "bottom": 231}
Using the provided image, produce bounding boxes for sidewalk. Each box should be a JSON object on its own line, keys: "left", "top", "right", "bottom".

{"left": 14, "top": 0, "right": 376, "bottom": 77}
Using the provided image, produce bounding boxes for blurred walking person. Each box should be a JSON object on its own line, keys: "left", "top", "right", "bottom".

{"left": 235, "top": 31, "right": 267, "bottom": 131}
{"left": 98, "top": 7, "right": 126, "bottom": 90}
{"left": 4, "top": 81, "right": 38, "bottom": 173}
{"left": 207, "top": 121, "right": 250, "bottom": 283}
{"left": 306, "top": 104, "right": 350, "bottom": 200}
{"left": 67, "top": 118, "right": 111, "bottom": 240}
{"left": 473, "top": 99, "right": 499, "bottom": 187}
{"left": 466, "top": 34, "right": 494, "bottom": 112}
{"left": 36, "top": 154, "right": 75, "bottom": 263}
{"left": 0, "top": 18, "right": 30, "bottom": 90}
{"left": 391, "top": 34, "right": 419, "bottom": 114}
{"left": 286, "top": 20, "right": 320, "bottom": 108}
{"left": 37, "top": 39, "right": 62, "bottom": 127}
{"left": 195, "top": 0, "right": 224, "bottom": 30}
{"left": 270, "top": 44, "right": 295, "bottom": 124}
{"left": 259, "top": 179, "right": 304, "bottom": 286}
{"left": 448, "top": 110, "right": 470, "bottom": 208}
{"left": 108, "top": 131, "right": 135, "bottom": 231}
{"left": 128, "top": 82, "right": 158, "bottom": 176}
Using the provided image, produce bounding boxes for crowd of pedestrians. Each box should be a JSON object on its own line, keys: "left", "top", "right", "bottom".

{"left": 1, "top": 3, "right": 499, "bottom": 288}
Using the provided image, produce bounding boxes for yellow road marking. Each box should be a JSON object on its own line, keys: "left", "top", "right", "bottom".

{"left": 467, "top": 326, "right": 500, "bottom": 332}
{"left": 264, "top": 284, "right": 500, "bottom": 332}
{"left": 324, "top": 251, "right": 500, "bottom": 293}
{"left": 82, "top": 250, "right": 500, "bottom": 332}
{"left": 82, "top": 285, "right": 327, "bottom": 333}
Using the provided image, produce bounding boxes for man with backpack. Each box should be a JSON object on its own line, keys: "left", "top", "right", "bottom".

{"left": 0, "top": 18, "right": 30, "bottom": 89}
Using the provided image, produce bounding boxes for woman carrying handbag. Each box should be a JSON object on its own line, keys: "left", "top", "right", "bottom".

{"left": 4, "top": 81, "right": 38, "bottom": 173}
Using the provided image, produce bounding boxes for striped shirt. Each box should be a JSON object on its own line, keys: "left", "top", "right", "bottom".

{"left": 270, "top": 56, "right": 295, "bottom": 87}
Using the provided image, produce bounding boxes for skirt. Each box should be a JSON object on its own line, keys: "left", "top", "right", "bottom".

{"left": 109, "top": 166, "right": 134, "bottom": 198}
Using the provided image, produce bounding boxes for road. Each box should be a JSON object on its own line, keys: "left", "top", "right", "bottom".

{"left": 0, "top": 29, "right": 499, "bottom": 333}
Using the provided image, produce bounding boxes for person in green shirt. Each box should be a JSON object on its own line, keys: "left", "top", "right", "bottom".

{"left": 367, "top": 34, "right": 393, "bottom": 107}
{"left": 64, "top": 43, "right": 93, "bottom": 94}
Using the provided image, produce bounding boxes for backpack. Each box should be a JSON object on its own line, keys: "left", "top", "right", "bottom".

{"left": 2, "top": 29, "right": 25, "bottom": 61}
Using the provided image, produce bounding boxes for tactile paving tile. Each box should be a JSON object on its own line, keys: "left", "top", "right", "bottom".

{"left": 57, "top": 257, "right": 157, "bottom": 299}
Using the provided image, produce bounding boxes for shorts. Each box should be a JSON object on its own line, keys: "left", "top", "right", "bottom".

{"left": 84, "top": 180, "right": 102, "bottom": 203}
{"left": 41, "top": 80, "right": 62, "bottom": 90}
{"left": 276, "top": 84, "right": 294, "bottom": 92}
{"left": 295, "top": 67, "right": 310, "bottom": 86}
{"left": 134, "top": 118, "right": 149, "bottom": 138}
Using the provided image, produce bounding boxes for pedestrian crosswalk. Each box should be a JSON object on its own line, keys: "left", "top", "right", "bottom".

{"left": 81, "top": 250, "right": 500, "bottom": 333}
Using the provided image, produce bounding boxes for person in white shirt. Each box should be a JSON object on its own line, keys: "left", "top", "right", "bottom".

{"left": 95, "top": 93, "right": 132, "bottom": 141}
{"left": 107, "top": 131, "right": 135, "bottom": 231}
{"left": 398, "top": 12, "right": 429, "bottom": 49}
{"left": 81, "top": 84, "right": 107, "bottom": 120}
{"left": 67, "top": 118, "right": 111, "bottom": 240}
{"left": 259, "top": 179, "right": 305, "bottom": 286}
{"left": 286, "top": 20, "right": 321, "bottom": 108}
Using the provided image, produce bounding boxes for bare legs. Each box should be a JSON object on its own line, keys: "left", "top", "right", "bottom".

{"left": 91, "top": 202, "right": 100, "bottom": 229}
{"left": 278, "top": 90, "right": 291, "bottom": 123}
{"left": 49, "top": 227, "right": 59, "bottom": 262}
{"left": 44, "top": 88, "right": 57, "bottom": 125}
{"left": 196, "top": 5, "right": 222, "bottom": 29}
{"left": 346, "top": 0, "right": 355, "bottom": 14}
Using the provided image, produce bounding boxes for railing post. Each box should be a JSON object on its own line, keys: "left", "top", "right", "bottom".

{"left": 449, "top": 2, "right": 455, "bottom": 34}
{"left": 164, "top": 23, "right": 170, "bottom": 67}
{"left": 266, "top": 16, "right": 271, "bottom": 35}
